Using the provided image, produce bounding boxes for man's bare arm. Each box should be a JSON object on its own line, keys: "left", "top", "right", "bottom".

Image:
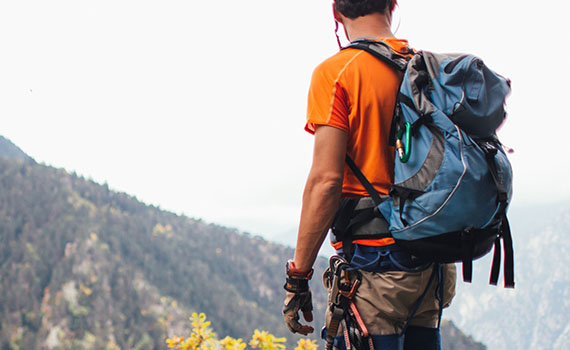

{"left": 293, "top": 125, "right": 347, "bottom": 272}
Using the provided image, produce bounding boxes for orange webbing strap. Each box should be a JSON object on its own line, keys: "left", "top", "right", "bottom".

{"left": 331, "top": 237, "right": 396, "bottom": 251}
{"left": 349, "top": 302, "right": 369, "bottom": 337}
{"left": 344, "top": 302, "right": 374, "bottom": 350}
{"left": 342, "top": 321, "right": 352, "bottom": 350}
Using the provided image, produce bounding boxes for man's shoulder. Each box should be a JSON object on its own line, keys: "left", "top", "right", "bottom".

{"left": 315, "top": 49, "right": 364, "bottom": 70}
{"left": 311, "top": 39, "right": 411, "bottom": 83}
{"left": 311, "top": 49, "right": 368, "bottom": 83}
{"left": 316, "top": 38, "right": 412, "bottom": 70}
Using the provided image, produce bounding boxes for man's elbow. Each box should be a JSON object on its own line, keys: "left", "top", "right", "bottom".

{"left": 305, "top": 172, "right": 343, "bottom": 197}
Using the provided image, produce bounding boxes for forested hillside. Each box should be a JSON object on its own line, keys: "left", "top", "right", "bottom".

{"left": 0, "top": 136, "right": 484, "bottom": 349}
{"left": 0, "top": 151, "right": 329, "bottom": 349}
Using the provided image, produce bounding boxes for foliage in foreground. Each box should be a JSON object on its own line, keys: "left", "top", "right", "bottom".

{"left": 166, "top": 313, "right": 318, "bottom": 350}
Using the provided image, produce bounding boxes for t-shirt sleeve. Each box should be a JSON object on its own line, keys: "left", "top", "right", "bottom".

{"left": 305, "top": 64, "right": 350, "bottom": 135}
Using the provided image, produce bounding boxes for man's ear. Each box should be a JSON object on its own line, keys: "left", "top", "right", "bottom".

{"left": 332, "top": 4, "right": 344, "bottom": 24}
{"left": 391, "top": 0, "right": 398, "bottom": 12}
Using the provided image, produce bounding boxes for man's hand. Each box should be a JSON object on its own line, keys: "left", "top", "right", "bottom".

{"left": 283, "top": 289, "right": 314, "bottom": 335}
{"left": 282, "top": 260, "right": 315, "bottom": 335}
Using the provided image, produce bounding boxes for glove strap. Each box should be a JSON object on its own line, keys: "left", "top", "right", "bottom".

{"left": 284, "top": 277, "right": 309, "bottom": 293}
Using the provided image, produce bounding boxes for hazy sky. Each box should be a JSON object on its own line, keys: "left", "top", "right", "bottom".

{"left": 1, "top": 0, "right": 568, "bottom": 245}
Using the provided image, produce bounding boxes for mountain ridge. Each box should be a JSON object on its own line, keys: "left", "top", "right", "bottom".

{"left": 444, "top": 202, "right": 570, "bottom": 349}
{"left": 0, "top": 136, "right": 33, "bottom": 162}
{"left": 0, "top": 136, "right": 485, "bottom": 349}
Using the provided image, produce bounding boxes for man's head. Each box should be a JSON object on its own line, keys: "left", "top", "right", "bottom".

{"left": 334, "top": 0, "right": 396, "bottom": 19}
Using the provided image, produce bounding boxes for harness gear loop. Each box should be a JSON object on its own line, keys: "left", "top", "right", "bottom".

{"left": 324, "top": 256, "right": 370, "bottom": 350}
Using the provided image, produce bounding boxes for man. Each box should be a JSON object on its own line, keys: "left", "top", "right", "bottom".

{"left": 283, "top": 1, "right": 456, "bottom": 349}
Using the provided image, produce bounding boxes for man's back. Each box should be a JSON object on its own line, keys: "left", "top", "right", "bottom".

{"left": 305, "top": 38, "right": 411, "bottom": 198}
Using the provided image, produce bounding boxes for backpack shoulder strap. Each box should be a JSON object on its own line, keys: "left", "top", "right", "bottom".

{"left": 344, "top": 39, "right": 412, "bottom": 72}
{"left": 345, "top": 155, "right": 384, "bottom": 206}
{"left": 341, "top": 39, "right": 413, "bottom": 203}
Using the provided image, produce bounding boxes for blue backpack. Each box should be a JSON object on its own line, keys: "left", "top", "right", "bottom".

{"left": 343, "top": 39, "right": 514, "bottom": 288}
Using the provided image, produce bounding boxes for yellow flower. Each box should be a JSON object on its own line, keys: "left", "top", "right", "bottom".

{"left": 295, "top": 339, "right": 318, "bottom": 350}
{"left": 165, "top": 312, "right": 290, "bottom": 350}
{"left": 220, "top": 336, "right": 246, "bottom": 350}
{"left": 166, "top": 336, "right": 183, "bottom": 348}
{"left": 249, "top": 329, "right": 286, "bottom": 350}
{"left": 249, "top": 330, "right": 267, "bottom": 349}
{"left": 179, "top": 337, "right": 198, "bottom": 350}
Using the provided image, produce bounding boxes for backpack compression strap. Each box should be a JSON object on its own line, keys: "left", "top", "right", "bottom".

{"left": 478, "top": 139, "right": 515, "bottom": 288}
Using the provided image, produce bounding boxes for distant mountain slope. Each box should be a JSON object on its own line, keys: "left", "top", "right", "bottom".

{"left": 0, "top": 159, "right": 324, "bottom": 349}
{"left": 445, "top": 202, "right": 570, "bottom": 349}
{"left": 0, "top": 155, "right": 329, "bottom": 349}
{"left": 0, "top": 135, "right": 33, "bottom": 162}
{"left": 441, "top": 320, "right": 486, "bottom": 350}
{"left": 0, "top": 139, "right": 485, "bottom": 349}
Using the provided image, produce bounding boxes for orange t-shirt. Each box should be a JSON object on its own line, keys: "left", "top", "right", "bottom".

{"left": 306, "top": 38, "right": 411, "bottom": 197}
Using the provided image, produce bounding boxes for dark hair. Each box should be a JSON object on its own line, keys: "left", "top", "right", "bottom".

{"left": 334, "top": 0, "right": 394, "bottom": 19}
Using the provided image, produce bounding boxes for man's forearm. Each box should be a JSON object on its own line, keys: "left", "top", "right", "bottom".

{"left": 293, "top": 177, "right": 342, "bottom": 272}
{"left": 293, "top": 125, "right": 347, "bottom": 272}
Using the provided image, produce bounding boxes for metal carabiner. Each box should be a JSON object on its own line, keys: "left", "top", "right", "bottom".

{"left": 395, "top": 122, "right": 412, "bottom": 163}
{"left": 327, "top": 256, "right": 352, "bottom": 305}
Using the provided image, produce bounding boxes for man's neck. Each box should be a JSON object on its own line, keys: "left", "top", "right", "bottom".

{"left": 342, "top": 12, "right": 395, "bottom": 42}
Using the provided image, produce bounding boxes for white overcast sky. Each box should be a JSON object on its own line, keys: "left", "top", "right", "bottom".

{"left": 1, "top": 0, "right": 568, "bottom": 244}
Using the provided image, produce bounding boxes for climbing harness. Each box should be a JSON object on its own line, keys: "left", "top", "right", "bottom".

{"left": 323, "top": 255, "right": 445, "bottom": 350}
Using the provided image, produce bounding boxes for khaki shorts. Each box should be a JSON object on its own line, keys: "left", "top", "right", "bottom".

{"left": 325, "top": 263, "right": 456, "bottom": 336}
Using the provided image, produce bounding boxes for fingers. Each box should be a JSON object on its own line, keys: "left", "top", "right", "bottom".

{"left": 301, "top": 294, "right": 313, "bottom": 322}
{"left": 283, "top": 309, "right": 314, "bottom": 334}
{"left": 283, "top": 291, "right": 315, "bottom": 335}
{"left": 302, "top": 309, "right": 313, "bottom": 323}
{"left": 283, "top": 309, "right": 302, "bottom": 332}
{"left": 296, "top": 324, "right": 315, "bottom": 336}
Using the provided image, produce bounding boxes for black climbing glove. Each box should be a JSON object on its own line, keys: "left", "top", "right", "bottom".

{"left": 282, "top": 260, "right": 314, "bottom": 335}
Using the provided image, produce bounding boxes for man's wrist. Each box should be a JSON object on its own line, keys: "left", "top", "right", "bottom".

{"left": 285, "top": 260, "right": 314, "bottom": 280}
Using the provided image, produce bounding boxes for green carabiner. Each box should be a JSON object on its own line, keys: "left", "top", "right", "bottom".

{"left": 395, "top": 122, "right": 411, "bottom": 163}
